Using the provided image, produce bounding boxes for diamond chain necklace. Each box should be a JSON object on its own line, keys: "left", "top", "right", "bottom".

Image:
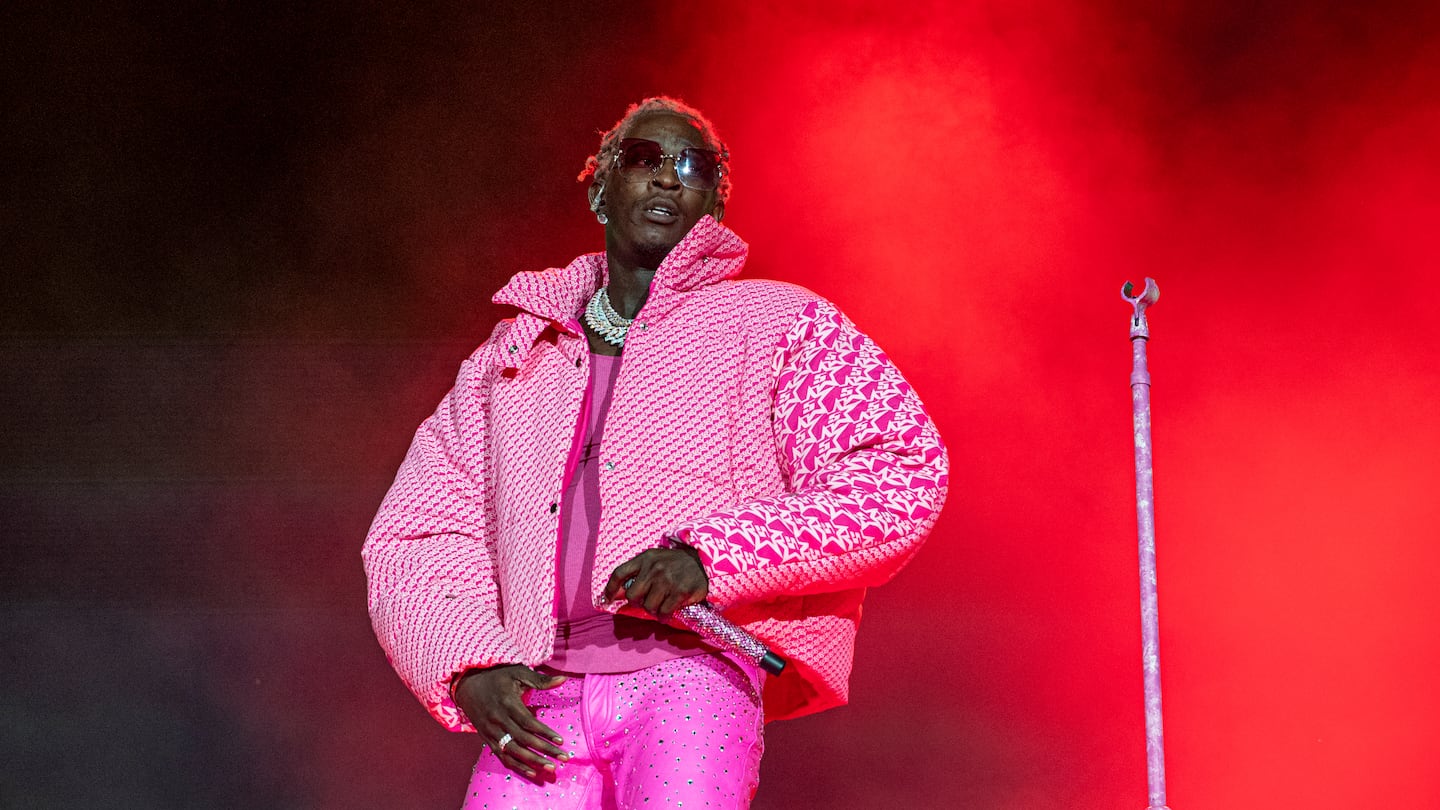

{"left": 583, "top": 287, "right": 632, "bottom": 347}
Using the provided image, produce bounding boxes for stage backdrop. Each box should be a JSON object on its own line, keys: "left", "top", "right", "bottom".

{"left": 4, "top": 1, "right": 1439, "bottom": 807}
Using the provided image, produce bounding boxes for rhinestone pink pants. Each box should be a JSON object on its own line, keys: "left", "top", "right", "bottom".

{"left": 460, "top": 652, "right": 765, "bottom": 809}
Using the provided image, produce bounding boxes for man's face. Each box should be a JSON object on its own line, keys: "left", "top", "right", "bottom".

{"left": 594, "top": 112, "right": 725, "bottom": 269}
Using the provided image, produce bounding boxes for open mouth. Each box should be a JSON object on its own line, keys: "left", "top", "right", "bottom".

{"left": 641, "top": 200, "right": 680, "bottom": 224}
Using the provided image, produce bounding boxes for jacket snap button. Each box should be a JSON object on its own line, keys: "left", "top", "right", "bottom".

{"left": 604, "top": 461, "right": 615, "bottom": 471}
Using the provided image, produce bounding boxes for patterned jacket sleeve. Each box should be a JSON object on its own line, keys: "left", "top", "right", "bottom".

{"left": 362, "top": 337, "right": 521, "bottom": 733}
{"left": 671, "top": 299, "right": 949, "bottom": 608}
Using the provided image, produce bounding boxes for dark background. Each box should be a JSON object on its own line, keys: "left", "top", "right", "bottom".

{"left": 5, "top": 2, "right": 1440, "bottom": 807}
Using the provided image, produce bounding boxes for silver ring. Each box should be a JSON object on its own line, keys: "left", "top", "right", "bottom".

{"left": 496, "top": 732, "right": 513, "bottom": 752}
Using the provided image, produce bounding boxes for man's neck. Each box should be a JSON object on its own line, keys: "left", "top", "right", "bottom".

{"left": 605, "top": 262, "right": 658, "bottom": 320}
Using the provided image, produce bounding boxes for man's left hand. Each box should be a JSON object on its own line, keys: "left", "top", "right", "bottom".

{"left": 605, "top": 546, "right": 708, "bottom": 619}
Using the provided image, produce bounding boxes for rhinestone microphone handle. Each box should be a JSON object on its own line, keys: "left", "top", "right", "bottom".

{"left": 675, "top": 602, "right": 786, "bottom": 676}
{"left": 623, "top": 578, "right": 786, "bottom": 676}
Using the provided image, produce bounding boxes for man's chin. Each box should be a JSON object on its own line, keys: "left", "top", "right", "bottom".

{"left": 634, "top": 239, "right": 678, "bottom": 269}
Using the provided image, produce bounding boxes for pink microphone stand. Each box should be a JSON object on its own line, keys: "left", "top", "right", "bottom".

{"left": 1122, "top": 278, "right": 1171, "bottom": 810}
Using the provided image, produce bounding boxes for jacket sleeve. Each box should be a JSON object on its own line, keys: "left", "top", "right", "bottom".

{"left": 670, "top": 299, "right": 949, "bottom": 608}
{"left": 362, "top": 339, "right": 523, "bottom": 733}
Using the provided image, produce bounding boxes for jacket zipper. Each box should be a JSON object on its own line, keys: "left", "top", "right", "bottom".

{"left": 553, "top": 320, "right": 593, "bottom": 625}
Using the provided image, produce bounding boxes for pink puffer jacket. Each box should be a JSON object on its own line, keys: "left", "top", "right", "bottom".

{"left": 363, "top": 217, "right": 948, "bottom": 729}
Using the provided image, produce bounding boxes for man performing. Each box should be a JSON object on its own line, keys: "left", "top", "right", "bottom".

{"left": 363, "top": 97, "right": 948, "bottom": 809}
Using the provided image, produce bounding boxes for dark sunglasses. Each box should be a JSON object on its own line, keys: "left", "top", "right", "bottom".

{"left": 612, "top": 138, "right": 724, "bottom": 191}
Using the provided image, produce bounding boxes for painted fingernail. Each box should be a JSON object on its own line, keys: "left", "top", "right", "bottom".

{"left": 544, "top": 763, "right": 556, "bottom": 772}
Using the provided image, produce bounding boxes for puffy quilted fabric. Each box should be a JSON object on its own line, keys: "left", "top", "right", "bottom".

{"left": 363, "top": 216, "right": 948, "bottom": 730}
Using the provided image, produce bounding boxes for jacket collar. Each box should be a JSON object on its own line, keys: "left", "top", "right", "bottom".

{"left": 490, "top": 216, "right": 747, "bottom": 366}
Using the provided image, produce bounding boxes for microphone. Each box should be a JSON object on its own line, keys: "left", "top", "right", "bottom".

{"left": 674, "top": 601, "right": 787, "bottom": 676}
{"left": 623, "top": 578, "right": 786, "bottom": 676}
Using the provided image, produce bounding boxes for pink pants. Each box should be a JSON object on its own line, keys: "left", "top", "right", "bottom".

{"left": 460, "top": 652, "right": 765, "bottom": 809}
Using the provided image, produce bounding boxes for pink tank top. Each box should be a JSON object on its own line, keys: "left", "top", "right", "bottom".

{"left": 546, "top": 352, "right": 711, "bottom": 674}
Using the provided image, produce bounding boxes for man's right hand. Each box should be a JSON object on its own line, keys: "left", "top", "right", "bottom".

{"left": 453, "top": 665, "right": 570, "bottom": 779}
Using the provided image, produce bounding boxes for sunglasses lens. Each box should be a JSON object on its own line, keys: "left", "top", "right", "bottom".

{"left": 616, "top": 139, "right": 722, "bottom": 191}
{"left": 676, "top": 149, "right": 719, "bottom": 191}
{"left": 618, "top": 140, "right": 665, "bottom": 173}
